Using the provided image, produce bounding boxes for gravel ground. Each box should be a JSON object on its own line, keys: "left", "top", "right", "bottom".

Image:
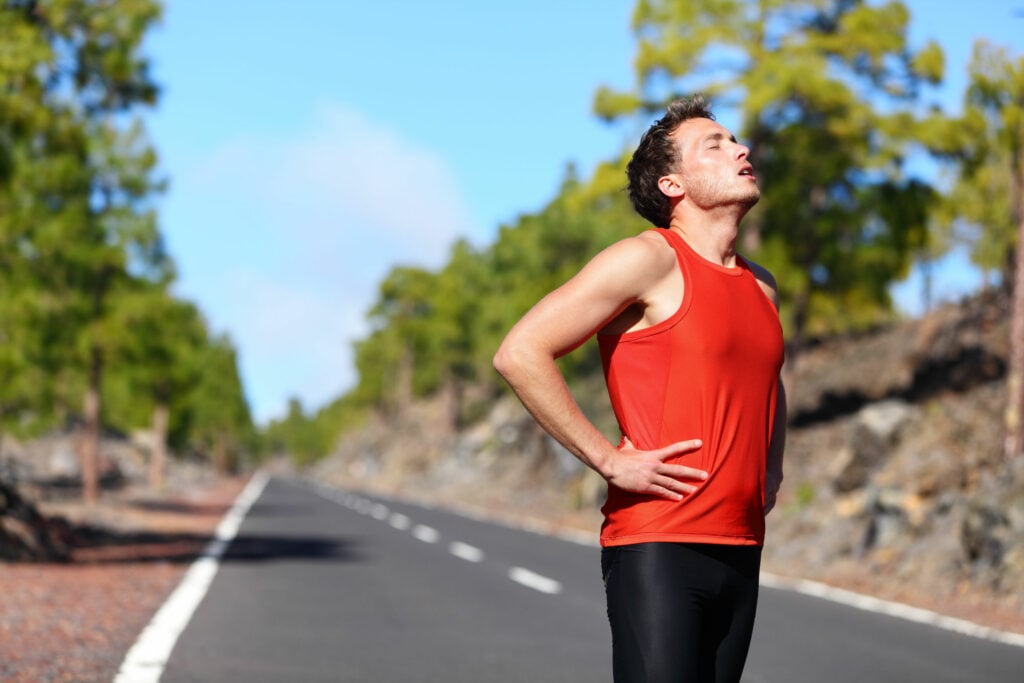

{"left": 0, "top": 475, "right": 249, "bottom": 683}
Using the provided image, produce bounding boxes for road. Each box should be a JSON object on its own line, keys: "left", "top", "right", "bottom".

{"left": 159, "top": 476, "right": 1024, "bottom": 682}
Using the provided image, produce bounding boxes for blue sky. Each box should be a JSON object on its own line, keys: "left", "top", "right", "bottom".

{"left": 144, "top": 1, "right": 1023, "bottom": 423}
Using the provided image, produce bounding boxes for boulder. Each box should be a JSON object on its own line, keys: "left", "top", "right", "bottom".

{"left": 833, "top": 399, "right": 916, "bottom": 492}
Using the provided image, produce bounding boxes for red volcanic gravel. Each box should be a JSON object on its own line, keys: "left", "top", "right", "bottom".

{"left": 0, "top": 476, "right": 249, "bottom": 683}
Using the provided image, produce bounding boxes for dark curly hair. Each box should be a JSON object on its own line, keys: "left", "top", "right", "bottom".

{"left": 626, "top": 94, "right": 715, "bottom": 227}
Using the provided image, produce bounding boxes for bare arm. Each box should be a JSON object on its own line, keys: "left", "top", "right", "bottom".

{"left": 493, "top": 235, "right": 707, "bottom": 501}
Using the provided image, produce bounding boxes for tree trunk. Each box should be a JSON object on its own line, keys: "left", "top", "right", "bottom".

{"left": 740, "top": 3, "right": 769, "bottom": 255}
{"left": 922, "top": 259, "right": 933, "bottom": 315}
{"left": 149, "top": 401, "right": 169, "bottom": 490}
{"left": 438, "top": 374, "right": 465, "bottom": 431}
{"left": 1003, "top": 245, "right": 1016, "bottom": 297}
{"left": 740, "top": 120, "right": 767, "bottom": 254}
{"left": 1003, "top": 149, "right": 1024, "bottom": 460}
{"left": 212, "top": 433, "right": 230, "bottom": 475}
{"left": 781, "top": 283, "right": 809, "bottom": 405}
{"left": 741, "top": 210, "right": 763, "bottom": 254}
{"left": 79, "top": 346, "right": 102, "bottom": 505}
{"left": 450, "top": 378, "right": 465, "bottom": 430}
{"left": 1004, "top": 219, "right": 1024, "bottom": 460}
{"left": 393, "top": 346, "right": 414, "bottom": 420}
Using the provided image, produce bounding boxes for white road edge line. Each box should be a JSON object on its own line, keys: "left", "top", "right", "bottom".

{"left": 449, "top": 541, "right": 485, "bottom": 563}
{"left": 759, "top": 571, "right": 1024, "bottom": 648}
{"left": 509, "top": 567, "right": 562, "bottom": 595}
{"left": 113, "top": 471, "right": 269, "bottom": 683}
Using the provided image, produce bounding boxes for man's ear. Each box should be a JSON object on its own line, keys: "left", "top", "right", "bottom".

{"left": 658, "top": 174, "right": 685, "bottom": 199}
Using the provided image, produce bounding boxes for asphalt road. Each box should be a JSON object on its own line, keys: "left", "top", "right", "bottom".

{"left": 160, "top": 476, "right": 1024, "bottom": 682}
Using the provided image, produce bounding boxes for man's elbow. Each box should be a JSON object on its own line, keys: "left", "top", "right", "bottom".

{"left": 493, "top": 335, "right": 533, "bottom": 383}
{"left": 492, "top": 339, "right": 518, "bottom": 381}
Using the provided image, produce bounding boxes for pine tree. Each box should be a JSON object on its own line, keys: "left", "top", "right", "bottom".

{"left": 593, "top": 0, "right": 943, "bottom": 354}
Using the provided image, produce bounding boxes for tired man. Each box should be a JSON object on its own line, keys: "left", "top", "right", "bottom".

{"left": 493, "top": 95, "right": 786, "bottom": 683}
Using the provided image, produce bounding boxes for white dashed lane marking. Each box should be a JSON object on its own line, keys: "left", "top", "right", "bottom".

{"left": 314, "top": 481, "right": 1024, "bottom": 643}
{"left": 509, "top": 567, "right": 563, "bottom": 595}
{"left": 389, "top": 513, "right": 411, "bottom": 530}
{"left": 449, "top": 541, "right": 485, "bottom": 563}
{"left": 313, "top": 485, "right": 566, "bottom": 598}
{"left": 412, "top": 524, "right": 440, "bottom": 544}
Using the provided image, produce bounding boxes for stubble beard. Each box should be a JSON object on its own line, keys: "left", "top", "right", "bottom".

{"left": 683, "top": 172, "right": 761, "bottom": 212}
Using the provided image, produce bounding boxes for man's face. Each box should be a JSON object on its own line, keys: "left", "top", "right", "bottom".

{"left": 670, "top": 118, "right": 760, "bottom": 210}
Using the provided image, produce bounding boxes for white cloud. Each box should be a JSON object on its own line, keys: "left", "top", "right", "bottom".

{"left": 188, "top": 103, "right": 471, "bottom": 268}
{"left": 169, "top": 103, "right": 475, "bottom": 422}
{"left": 218, "top": 270, "right": 362, "bottom": 420}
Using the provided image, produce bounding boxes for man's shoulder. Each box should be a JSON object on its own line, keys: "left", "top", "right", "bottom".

{"left": 742, "top": 257, "right": 780, "bottom": 309}
{"left": 743, "top": 257, "right": 776, "bottom": 285}
{"left": 599, "top": 230, "right": 677, "bottom": 271}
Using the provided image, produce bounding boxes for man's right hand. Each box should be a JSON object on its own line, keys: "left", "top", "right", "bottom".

{"left": 602, "top": 436, "right": 707, "bottom": 501}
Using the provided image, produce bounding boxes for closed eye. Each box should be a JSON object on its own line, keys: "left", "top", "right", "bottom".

{"left": 702, "top": 132, "right": 736, "bottom": 150}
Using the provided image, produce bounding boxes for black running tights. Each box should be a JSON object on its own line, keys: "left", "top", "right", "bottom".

{"left": 601, "top": 542, "right": 761, "bottom": 683}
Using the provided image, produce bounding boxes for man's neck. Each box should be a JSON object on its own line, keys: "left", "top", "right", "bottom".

{"left": 668, "top": 206, "right": 745, "bottom": 268}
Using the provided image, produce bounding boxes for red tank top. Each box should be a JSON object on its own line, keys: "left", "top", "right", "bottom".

{"left": 597, "top": 228, "right": 784, "bottom": 547}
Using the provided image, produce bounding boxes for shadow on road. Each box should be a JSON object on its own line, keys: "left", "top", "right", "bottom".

{"left": 223, "top": 534, "right": 364, "bottom": 563}
{"left": 68, "top": 528, "right": 365, "bottom": 565}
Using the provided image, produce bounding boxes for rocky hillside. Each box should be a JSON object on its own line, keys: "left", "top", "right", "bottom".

{"left": 763, "top": 290, "right": 1023, "bottom": 630}
{"left": 312, "top": 290, "right": 1024, "bottom": 631}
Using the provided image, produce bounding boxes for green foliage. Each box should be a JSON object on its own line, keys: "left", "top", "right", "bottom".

{"left": 102, "top": 288, "right": 204, "bottom": 446}
{"left": 0, "top": 1, "right": 256, "bottom": 473}
{"left": 595, "top": 0, "right": 943, "bottom": 344}
{"left": 262, "top": 397, "right": 340, "bottom": 466}
{"left": 933, "top": 41, "right": 1024, "bottom": 278}
{"left": 185, "top": 335, "right": 255, "bottom": 470}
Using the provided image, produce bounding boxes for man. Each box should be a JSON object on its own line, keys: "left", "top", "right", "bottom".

{"left": 492, "top": 95, "right": 786, "bottom": 683}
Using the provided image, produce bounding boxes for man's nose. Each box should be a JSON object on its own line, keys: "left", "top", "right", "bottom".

{"left": 734, "top": 143, "right": 750, "bottom": 159}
